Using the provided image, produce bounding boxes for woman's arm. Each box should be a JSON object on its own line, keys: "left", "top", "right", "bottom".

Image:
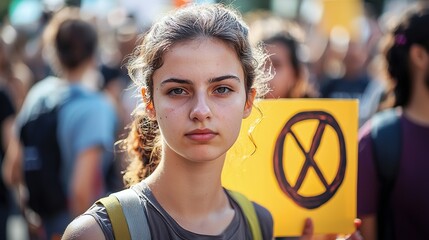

{"left": 62, "top": 215, "right": 105, "bottom": 240}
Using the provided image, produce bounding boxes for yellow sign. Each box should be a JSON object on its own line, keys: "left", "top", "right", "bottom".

{"left": 222, "top": 99, "right": 358, "bottom": 237}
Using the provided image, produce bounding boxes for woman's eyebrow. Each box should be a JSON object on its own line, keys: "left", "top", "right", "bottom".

{"left": 160, "top": 78, "right": 192, "bottom": 86}
{"left": 209, "top": 75, "right": 241, "bottom": 83}
{"left": 160, "top": 75, "right": 240, "bottom": 86}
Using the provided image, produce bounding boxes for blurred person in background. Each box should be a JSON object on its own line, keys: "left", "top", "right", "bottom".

{"left": 319, "top": 4, "right": 387, "bottom": 127}
{"left": 96, "top": 13, "right": 144, "bottom": 195}
{"left": 3, "top": 7, "right": 117, "bottom": 240}
{"left": 0, "top": 80, "right": 17, "bottom": 240}
{"left": 99, "top": 64, "right": 129, "bottom": 193}
{"left": 1, "top": 25, "right": 34, "bottom": 109}
{"left": 248, "top": 14, "right": 318, "bottom": 99}
{"left": 115, "top": 14, "right": 144, "bottom": 125}
{"left": 358, "top": 2, "right": 429, "bottom": 240}
{"left": 0, "top": 34, "right": 27, "bottom": 240}
{"left": 0, "top": 36, "right": 30, "bottom": 111}
{"left": 262, "top": 31, "right": 318, "bottom": 99}
{"left": 320, "top": 36, "right": 386, "bottom": 127}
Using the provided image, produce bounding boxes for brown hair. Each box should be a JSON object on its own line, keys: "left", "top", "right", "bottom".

{"left": 122, "top": 4, "right": 270, "bottom": 186}
{"left": 43, "top": 7, "right": 98, "bottom": 76}
{"left": 384, "top": 2, "right": 429, "bottom": 107}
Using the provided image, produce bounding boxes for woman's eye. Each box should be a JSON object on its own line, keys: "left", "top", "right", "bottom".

{"left": 168, "top": 88, "right": 186, "bottom": 95}
{"left": 214, "top": 87, "right": 232, "bottom": 94}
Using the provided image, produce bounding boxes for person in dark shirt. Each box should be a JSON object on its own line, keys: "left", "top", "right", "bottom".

{"left": 358, "top": 2, "right": 429, "bottom": 240}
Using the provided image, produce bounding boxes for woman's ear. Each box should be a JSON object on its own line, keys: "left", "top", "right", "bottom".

{"left": 243, "top": 88, "right": 256, "bottom": 119}
{"left": 410, "top": 44, "right": 428, "bottom": 70}
{"left": 141, "top": 88, "right": 156, "bottom": 119}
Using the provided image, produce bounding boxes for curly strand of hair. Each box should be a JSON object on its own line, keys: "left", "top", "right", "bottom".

{"left": 122, "top": 113, "right": 161, "bottom": 187}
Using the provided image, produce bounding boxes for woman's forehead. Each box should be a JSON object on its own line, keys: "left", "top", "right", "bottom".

{"left": 167, "top": 37, "right": 234, "bottom": 54}
{"left": 152, "top": 38, "right": 244, "bottom": 84}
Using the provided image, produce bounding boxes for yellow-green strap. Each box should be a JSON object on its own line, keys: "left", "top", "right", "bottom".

{"left": 228, "top": 190, "right": 262, "bottom": 240}
{"left": 97, "top": 196, "right": 131, "bottom": 240}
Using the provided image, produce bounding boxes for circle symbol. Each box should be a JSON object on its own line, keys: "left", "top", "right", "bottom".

{"left": 273, "top": 111, "right": 346, "bottom": 209}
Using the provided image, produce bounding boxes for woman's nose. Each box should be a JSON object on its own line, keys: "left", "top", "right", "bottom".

{"left": 189, "top": 94, "right": 212, "bottom": 121}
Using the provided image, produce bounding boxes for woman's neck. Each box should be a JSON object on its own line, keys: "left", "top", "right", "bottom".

{"left": 146, "top": 154, "right": 226, "bottom": 212}
{"left": 404, "top": 78, "right": 429, "bottom": 126}
{"left": 144, "top": 151, "right": 234, "bottom": 235}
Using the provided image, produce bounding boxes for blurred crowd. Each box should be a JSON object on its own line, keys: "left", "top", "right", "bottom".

{"left": 0, "top": 0, "right": 427, "bottom": 239}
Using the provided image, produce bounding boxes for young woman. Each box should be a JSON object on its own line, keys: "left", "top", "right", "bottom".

{"left": 357, "top": 3, "right": 429, "bottom": 240}
{"left": 62, "top": 3, "right": 276, "bottom": 240}
{"left": 61, "top": 4, "right": 354, "bottom": 240}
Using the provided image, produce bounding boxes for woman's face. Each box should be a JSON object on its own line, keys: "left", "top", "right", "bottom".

{"left": 150, "top": 38, "right": 254, "bottom": 163}
{"left": 265, "top": 42, "right": 296, "bottom": 98}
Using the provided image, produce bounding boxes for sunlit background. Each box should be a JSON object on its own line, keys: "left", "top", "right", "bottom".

{"left": 1, "top": 0, "right": 422, "bottom": 83}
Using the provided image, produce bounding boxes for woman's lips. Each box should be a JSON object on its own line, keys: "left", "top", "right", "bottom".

{"left": 185, "top": 129, "right": 218, "bottom": 141}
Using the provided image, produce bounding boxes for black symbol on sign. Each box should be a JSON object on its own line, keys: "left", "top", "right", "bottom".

{"left": 273, "top": 111, "right": 346, "bottom": 209}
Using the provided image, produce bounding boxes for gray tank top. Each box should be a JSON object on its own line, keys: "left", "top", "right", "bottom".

{"left": 84, "top": 182, "right": 273, "bottom": 240}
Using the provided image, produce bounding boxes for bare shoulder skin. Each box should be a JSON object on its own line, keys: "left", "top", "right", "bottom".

{"left": 62, "top": 215, "right": 105, "bottom": 240}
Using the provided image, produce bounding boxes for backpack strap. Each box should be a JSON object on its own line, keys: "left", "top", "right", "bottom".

{"left": 113, "top": 189, "right": 151, "bottom": 240}
{"left": 370, "top": 108, "right": 402, "bottom": 240}
{"left": 97, "top": 188, "right": 151, "bottom": 240}
{"left": 228, "top": 190, "right": 262, "bottom": 240}
{"left": 97, "top": 196, "right": 131, "bottom": 240}
{"left": 370, "top": 108, "right": 402, "bottom": 183}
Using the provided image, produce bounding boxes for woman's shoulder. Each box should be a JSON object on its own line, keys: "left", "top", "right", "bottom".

{"left": 62, "top": 214, "right": 106, "bottom": 240}
{"left": 74, "top": 185, "right": 150, "bottom": 240}
{"left": 79, "top": 203, "right": 115, "bottom": 240}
